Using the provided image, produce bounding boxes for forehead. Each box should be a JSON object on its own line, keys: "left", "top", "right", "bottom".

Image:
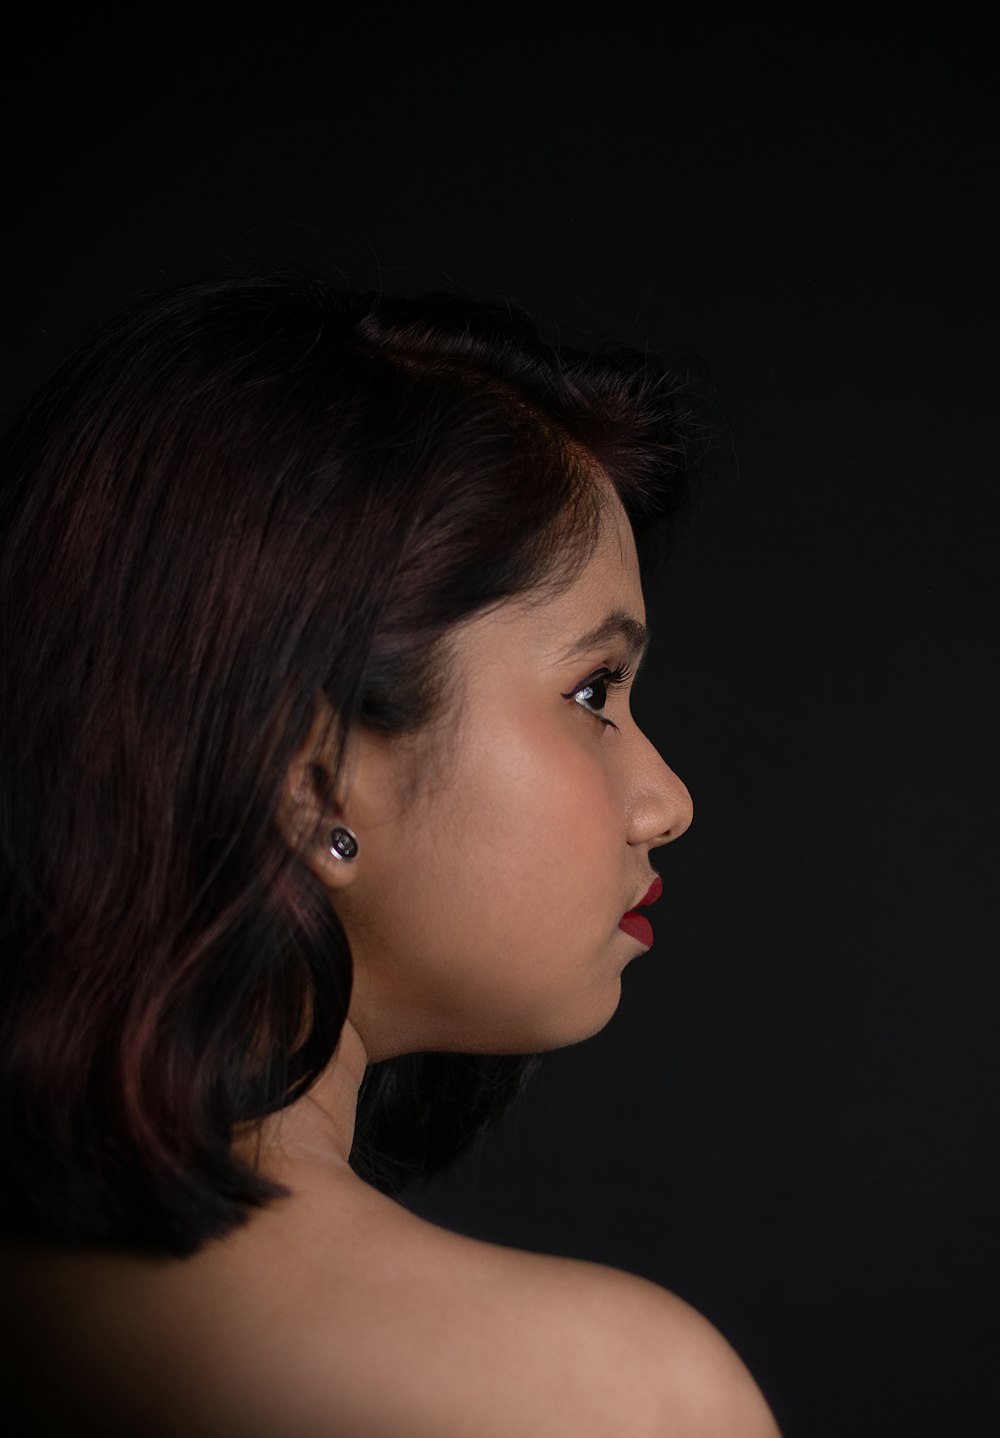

{"left": 457, "top": 483, "right": 645, "bottom": 670}
{"left": 568, "top": 486, "right": 641, "bottom": 614}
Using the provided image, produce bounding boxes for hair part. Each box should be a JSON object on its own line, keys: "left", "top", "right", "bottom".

{"left": 0, "top": 263, "right": 710, "bottom": 1255}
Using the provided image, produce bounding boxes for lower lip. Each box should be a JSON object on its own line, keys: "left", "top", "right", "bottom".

{"left": 618, "top": 911, "right": 653, "bottom": 948}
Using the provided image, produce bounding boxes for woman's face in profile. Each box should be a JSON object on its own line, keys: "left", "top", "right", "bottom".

{"left": 315, "top": 482, "right": 694, "bottom": 1061}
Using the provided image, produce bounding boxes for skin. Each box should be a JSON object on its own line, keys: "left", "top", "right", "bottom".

{"left": 1, "top": 477, "right": 782, "bottom": 1437}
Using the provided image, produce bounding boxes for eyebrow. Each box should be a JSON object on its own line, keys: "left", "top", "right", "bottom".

{"left": 555, "top": 610, "right": 651, "bottom": 667}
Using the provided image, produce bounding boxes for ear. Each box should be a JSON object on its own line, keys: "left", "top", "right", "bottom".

{"left": 275, "top": 696, "right": 360, "bottom": 892}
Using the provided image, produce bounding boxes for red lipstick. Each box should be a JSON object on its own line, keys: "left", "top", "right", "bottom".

{"left": 618, "top": 874, "right": 663, "bottom": 948}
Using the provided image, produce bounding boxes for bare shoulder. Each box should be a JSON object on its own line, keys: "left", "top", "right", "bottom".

{"left": 282, "top": 1185, "right": 782, "bottom": 1438}
{"left": 460, "top": 1240, "right": 781, "bottom": 1438}
{"left": 0, "top": 1179, "right": 780, "bottom": 1437}
{"left": 521, "top": 1251, "right": 783, "bottom": 1437}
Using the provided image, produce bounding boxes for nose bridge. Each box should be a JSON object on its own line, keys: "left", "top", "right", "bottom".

{"left": 628, "top": 723, "right": 693, "bottom": 845}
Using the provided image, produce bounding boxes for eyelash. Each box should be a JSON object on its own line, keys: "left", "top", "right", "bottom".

{"left": 562, "top": 661, "right": 634, "bottom": 732}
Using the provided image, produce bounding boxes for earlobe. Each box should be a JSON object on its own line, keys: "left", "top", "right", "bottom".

{"left": 277, "top": 806, "right": 361, "bottom": 892}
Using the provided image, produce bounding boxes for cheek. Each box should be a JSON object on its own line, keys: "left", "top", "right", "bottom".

{"left": 344, "top": 710, "right": 627, "bottom": 1048}
{"left": 427, "top": 712, "right": 625, "bottom": 956}
{"left": 490, "top": 728, "right": 616, "bottom": 879}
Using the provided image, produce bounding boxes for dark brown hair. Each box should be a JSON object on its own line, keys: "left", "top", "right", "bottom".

{"left": 0, "top": 265, "right": 708, "bottom": 1256}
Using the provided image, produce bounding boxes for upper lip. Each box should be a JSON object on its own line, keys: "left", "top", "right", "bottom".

{"left": 624, "top": 874, "right": 662, "bottom": 914}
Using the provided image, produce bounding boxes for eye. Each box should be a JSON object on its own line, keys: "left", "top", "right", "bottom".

{"left": 562, "top": 662, "right": 634, "bottom": 732}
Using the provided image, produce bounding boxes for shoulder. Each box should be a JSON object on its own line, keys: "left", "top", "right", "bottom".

{"left": 1, "top": 1178, "right": 779, "bottom": 1438}
{"left": 470, "top": 1243, "right": 781, "bottom": 1438}
{"left": 284, "top": 1193, "right": 781, "bottom": 1438}
{"left": 530, "top": 1252, "right": 782, "bottom": 1437}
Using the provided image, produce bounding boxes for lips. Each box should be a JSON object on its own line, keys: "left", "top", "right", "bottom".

{"left": 628, "top": 873, "right": 662, "bottom": 913}
{"left": 618, "top": 873, "right": 662, "bottom": 950}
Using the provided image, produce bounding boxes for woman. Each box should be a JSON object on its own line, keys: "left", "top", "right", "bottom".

{"left": 0, "top": 268, "right": 780, "bottom": 1437}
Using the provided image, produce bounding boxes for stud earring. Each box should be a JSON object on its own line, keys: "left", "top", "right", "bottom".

{"left": 328, "top": 825, "right": 359, "bottom": 862}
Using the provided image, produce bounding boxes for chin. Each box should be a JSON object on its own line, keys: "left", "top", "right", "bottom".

{"left": 529, "top": 986, "right": 624, "bottom": 1054}
{"left": 356, "top": 975, "right": 624, "bottom": 1059}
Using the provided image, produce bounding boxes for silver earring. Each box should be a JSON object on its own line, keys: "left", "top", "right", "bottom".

{"left": 328, "top": 825, "right": 359, "bottom": 862}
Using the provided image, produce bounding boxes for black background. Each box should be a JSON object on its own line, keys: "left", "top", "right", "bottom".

{"left": 4, "top": 9, "right": 997, "bottom": 1435}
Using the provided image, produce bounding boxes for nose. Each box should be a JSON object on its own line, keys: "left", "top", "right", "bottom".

{"left": 626, "top": 729, "right": 694, "bottom": 849}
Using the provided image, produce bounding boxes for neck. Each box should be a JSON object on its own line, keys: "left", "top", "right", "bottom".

{"left": 300, "top": 1018, "right": 369, "bottom": 1163}
{"left": 237, "top": 1019, "right": 369, "bottom": 1178}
